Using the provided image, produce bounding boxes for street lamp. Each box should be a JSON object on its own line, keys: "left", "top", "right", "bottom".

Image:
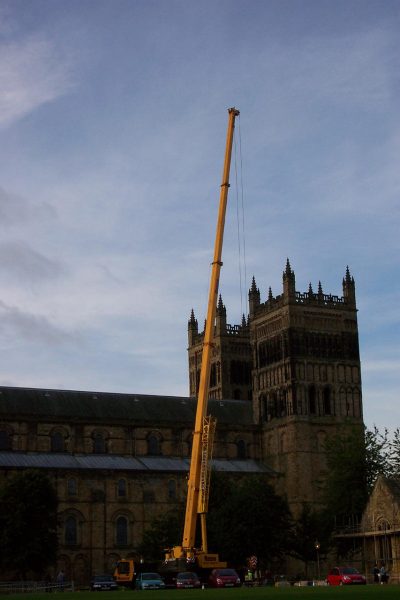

{"left": 314, "top": 540, "right": 320, "bottom": 580}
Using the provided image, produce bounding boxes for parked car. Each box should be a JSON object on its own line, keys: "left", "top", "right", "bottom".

{"left": 135, "top": 572, "right": 166, "bottom": 590}
{"left": 326, "top": 567, "right": 366, "bottom": 586}
{"left": 176, "top": 572, "right": 201, "bottom": 588}
{"left": 90, "top": 575, "right": 118, "bottom": 591}
{"left": 209, "top": 568, "right": 241, "bottom": 588}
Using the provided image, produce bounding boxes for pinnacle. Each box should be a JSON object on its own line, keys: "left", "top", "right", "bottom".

{"left": 345, "top": 265, "right": 352, "bottom": 283}
{"left": 250, "top": 275, "right": 258, "bottom": 293}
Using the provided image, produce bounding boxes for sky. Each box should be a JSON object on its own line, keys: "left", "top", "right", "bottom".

{"left": 0, "top": 0, "right": 399, "bottom": 432}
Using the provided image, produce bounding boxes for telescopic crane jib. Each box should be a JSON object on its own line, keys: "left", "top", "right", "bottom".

{"left": 165, "top": 107, "right": 240, "bottom": 570}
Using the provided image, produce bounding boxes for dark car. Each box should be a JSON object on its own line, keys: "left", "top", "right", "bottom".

{"left": 90, "top": 575, "right": 118, "bottom": 591}
{"left": 209, "top": 568, "right": 241, "bottom": 588}
{"left": 326, "top": 567, "right": 366, "bottom": 586}
{"left": 135, "top": 572, "right": 166, "bottom": 590}
{"left": 176, "top": 572, "right": 201, "bottom": 589}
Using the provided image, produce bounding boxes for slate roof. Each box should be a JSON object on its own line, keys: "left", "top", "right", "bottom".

{"left": 0, "top": 385, "right": 254, "bottom": 427}
{"left": 0, "top": 451, "right": 273, "bottom": 474}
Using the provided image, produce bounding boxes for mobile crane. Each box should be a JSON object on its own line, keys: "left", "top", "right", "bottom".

{"left": 114, "top": 108, "right": 240, "bottom": 586}
{"left": 165, "top": 107, "right": 240, "bottom": 571}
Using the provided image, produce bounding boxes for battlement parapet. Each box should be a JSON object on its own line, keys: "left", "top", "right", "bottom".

{"left": 190, "top": 323, "right": 249, "bottom": 346}
{"left": 295, "top": 290, "right": 345, "bottom": 307}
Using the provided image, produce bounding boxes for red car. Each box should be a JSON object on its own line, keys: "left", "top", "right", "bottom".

{"left": 176, "top": 572, "right": 201, "bottom": 588}
{"left": 327, "top": 567, "right": 366, "bottom": 586}
{"left": 209, "top": 568, "right": 241, "bottom": 588}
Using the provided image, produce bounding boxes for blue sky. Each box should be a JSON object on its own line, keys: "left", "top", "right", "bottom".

{"left": 0, "top": 0, "right": 399, "bottom": 431}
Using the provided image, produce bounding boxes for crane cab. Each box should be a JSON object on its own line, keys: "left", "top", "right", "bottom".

{"left": 113, "top": 559, "right": 136, "bottom": 587}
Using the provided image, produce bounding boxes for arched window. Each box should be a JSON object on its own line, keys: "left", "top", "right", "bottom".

{"left": 0, "top": 429, "right": 12, "bottom": 450}
{"left": 278, "top": 390, "right": 286, "bottom": 417}
{"left": 168, "top": 479, "right": 177, "bottom": 500}
{"left": 236, "top": 439, "right": 246, "bottom": 459}
{"left": 353, "top": 388, "right": 361, "bottom": 418}
{"left": 147, "top": 434, "right": 161, "bottom": 456}
{"left": 67, "top": 478, "right": 77, "bottom": 496}
{"left": 51, "top": 431, "right": 65, "bottom": 452}
{"left": 118, "top": 479, "right": 126, "bottom": 497}
{"left": 93, "top": 432, "right": 106, "bottom": 454}
{"left": 116, "top": 516, "right": 128, "bottom": 546}
{"left": 65, "top": 515, "right": 77, "bottom": 545}
{"left": 378, "top": 519, "right": 391, "bottom": 532}
{"left": 323, "top": 387, "right": 331, "bottom": 415}
{"left": 210, "top": 363, "right": 217, "bottom": 387}
{"left": 377, "top": 520, "right": 392, "bottom": 563}
{"left": 308, "top": 385, "right": 316, "bottom": 414}
{"left": 260, "top": 395, "right": 268, "bottom": 422}
{"left": 267, "top": 392, "right": 278, "bottom": 419}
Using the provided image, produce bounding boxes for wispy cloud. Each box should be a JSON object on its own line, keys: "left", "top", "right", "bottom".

{"left": 0, "top": 300, "right": 77, "bottom": 346}
{"left": 0, "top": 33, "right": 74, "bottom": 129}
{"left": 0, "top": 241, "right": 65, "bottom": 284}
{"left": 0, "top": 186, "right": 56, "bottom": 225}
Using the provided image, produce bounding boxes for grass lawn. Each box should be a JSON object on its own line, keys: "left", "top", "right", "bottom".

{"left": 2, "top": 586, "right": 398, "bottom": 600}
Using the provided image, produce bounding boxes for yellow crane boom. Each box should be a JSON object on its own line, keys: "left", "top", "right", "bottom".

{"left": 166, "top": 107, "right": 240, "bottom": 568}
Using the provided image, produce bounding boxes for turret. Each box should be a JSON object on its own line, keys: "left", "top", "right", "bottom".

{"left": 318, "top": 280, "right": 323, "bottom": 301}
{"left": 215, "top": 294, "right": 227, "bottom": 334}
{"left": 282, "top": 258, "right": 296, "bottom": 303}
{"left": 248, "top": 276, "right": 260, "bottom": 316}
{"left": 342, "top": 266, "right": 356, "bottom": 306}
{"left": 188, "top": 309, "right": 198, "bottom": 346}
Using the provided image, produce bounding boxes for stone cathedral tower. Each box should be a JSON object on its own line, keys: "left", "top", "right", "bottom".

{"left": 188, "top": 260, "right": 363, "bottom": 514}
{"left": 249, "top": 260, "right": 362, "bottom": 514}
{"left": 188, "top": 296, "right": 252, "bottom": 401}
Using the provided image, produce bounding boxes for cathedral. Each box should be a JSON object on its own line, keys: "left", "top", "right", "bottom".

{"left": 0, "top": 261, "right": 363, "bottom": 584}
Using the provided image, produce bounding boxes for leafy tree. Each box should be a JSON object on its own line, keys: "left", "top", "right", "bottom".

{"left": 0, "top": 470, "right": 58, "bottom": 578}
{"left": 207, "top": 473, "right": 292, "bottom": 566}
{"left": 289, "top": 504, "right": 329, "bottom": 577}
{"left": 389, "top": 428, "right": 400, "bottom": 475}
{"left": 322, "top": 425, "right": 368, "bottom": 522}
{"left": 322, "top": 424, "right": 393, "bottom": 523}
{"left": 364, "top": 425, "right": 392, "bottom": 487}
{"left": 137, "top": 507, "right": 184, "bottom": 562}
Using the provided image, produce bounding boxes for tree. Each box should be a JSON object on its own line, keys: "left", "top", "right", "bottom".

{"left": 389, "top": 427, "right": 400, "bottom": 475}
{"left": 322, "top": 425, "right": 368, "bottom": 522}
{"left": 207, "top": 473, "right": 292, "bottom": 566}
{"left": 322, "top": 424, "right": 393, "bottom": 524}
{"left": 137, "top": 507, "right": 184, "bottom": 562}
{"left": 0, "top": 470, "right": 58, "bottom": 578}
{"left": 290, "top": 504, "right": 329, "bottom": 578}
{"left": 364, "top": 425, "right": 392, "bottom": 488}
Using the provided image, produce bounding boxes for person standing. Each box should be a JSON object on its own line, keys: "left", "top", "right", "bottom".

{"left": 56, "top": 570, "right": 65, "bottom": 591}
{"left": 379, "top": 564, "right": 387, "bottom": 584}
{"left": 373, "top": 563, "right": 380, "bottom": 583}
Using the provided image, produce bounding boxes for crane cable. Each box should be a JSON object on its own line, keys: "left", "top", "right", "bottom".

{"left": 233, "top": 115, "right": 248, "bottom": 320}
